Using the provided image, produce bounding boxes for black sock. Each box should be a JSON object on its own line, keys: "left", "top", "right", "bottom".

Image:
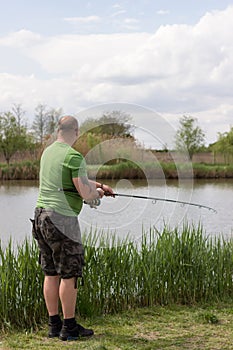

{"left": 63, "top": 317, "right": 76, "bottom": 328}
{"left": 49, "top": 314, "right": 61, "bottom": 324}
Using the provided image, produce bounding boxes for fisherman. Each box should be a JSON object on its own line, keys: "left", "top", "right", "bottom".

{"left": 31, "top": 115, "right": 114, "bottom": 341}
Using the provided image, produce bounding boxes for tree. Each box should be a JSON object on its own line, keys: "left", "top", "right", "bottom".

{"left": 11, "top": 103, "right": 26, "bottom": 135}
{"left": 212, "top": 126, "right": 233, "bottom": 164}
{"left": 32, "top": 104, "right": 63, "bottom": 144}
{"left": 76, "top": 110, "right": 135, "bottom": 160}
{"left": 0, "top": 111, "right": 32, "bottom": 165}
{"left": 32, "top": 104, "right": 48, "bottom": 145}
{"left": 46, "top": 107, "right": 63, "bottom": 135}
{"left": 80, "top": 110, "right": 134, "bottom": 138}
{"left": 175, "top": 115, "right": 205, "bottom": 160}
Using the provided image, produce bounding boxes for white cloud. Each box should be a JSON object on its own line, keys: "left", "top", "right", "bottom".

{"left": 110, "top": 10, "right": 127, "bottom": 17}
{"left": 156, "top": 10, "right": 170, "bottom": 15}
{"left": 110, "top": 17, "right": 140, "bottom": 31}
{"left": 18, "top": 32, "right": 149, "bottom": 75}
{"left": 112, "top": 3, "right": 123, "bottom": 9}
{"left": 0, "top": 29, "right": 42, "bottom": 48}
{"left": 0, "top": 6, "right": 233, "bottom": 144}
{"left": 63, "top": 16, "right": 101, "bottom": 24}
{"left": 124, "top": 18, "right": 140, "bottom": 24}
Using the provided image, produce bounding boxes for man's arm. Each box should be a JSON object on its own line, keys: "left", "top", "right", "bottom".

{"left": 72, "top": 176, "right": 104, "bottom": 201}
{"left": 72, "top": 177, "right": 114, "bottom": 201}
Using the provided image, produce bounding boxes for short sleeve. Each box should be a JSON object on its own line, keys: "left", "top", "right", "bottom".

{"left": 68, "top": 152, "right": 87, "bottom": 178}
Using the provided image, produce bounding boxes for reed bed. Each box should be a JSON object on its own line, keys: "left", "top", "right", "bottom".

{"left": 0, "top": 225, "right": 232, "bottom": 330}
{"left": 1, "top": 160, "right": 233, "bottom": 180}
{"left": 87, "top": 161, "right": 233, "bottom": 179}
{"left": 0, "top": 161, "right": 39, "bottom": 180}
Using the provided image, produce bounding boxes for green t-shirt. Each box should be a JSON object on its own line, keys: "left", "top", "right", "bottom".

{"left": 36, "top": 141, "right": 87, "bottom": 216}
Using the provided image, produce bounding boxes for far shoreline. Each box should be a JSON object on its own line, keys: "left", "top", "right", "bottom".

{"left": 0, "top": 160, "right": 233, "bottom": 180}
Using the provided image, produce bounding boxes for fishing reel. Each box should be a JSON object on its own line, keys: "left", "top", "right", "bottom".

{"left": 84, "top": 198, "right": 101, "bottom": 209}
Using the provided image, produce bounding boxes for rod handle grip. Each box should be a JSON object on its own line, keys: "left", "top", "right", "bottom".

{"left": 104, "top": 191, "right": 115, "bottom": 197}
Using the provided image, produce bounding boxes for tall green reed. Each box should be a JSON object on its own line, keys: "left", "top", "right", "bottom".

{"left": 0, "top": 225, "right": 232, "bottom": 330}
{"left": 0, "top": 239, "right": 45, "bottom": 330}
{"left": 78, "top": 224, "right": 233, "bottom": 316}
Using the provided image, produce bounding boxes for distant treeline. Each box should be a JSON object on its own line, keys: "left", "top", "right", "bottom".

{"left": 1, "top": 105, "right": 233, "bottom": 167}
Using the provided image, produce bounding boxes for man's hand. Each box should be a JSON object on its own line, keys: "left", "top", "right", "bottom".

{"left": 96, "top": 187, "right": 105, "bottom": 198}
{"left": 101, "top": 184, "right": 115, "bottom": 197}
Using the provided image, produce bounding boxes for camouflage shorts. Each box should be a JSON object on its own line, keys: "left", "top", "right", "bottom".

{"left": 31, "top": 208, "right": 85, "bottom": 281}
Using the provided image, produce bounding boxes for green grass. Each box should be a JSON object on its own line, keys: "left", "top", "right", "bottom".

{"left": 0, "top": 225, "right": 233, "bottom": 348}
{"left": 1, "top": 304, "right": 233, "bottom": 349}
{"left": 87, "top": 161, "right": 233, "bottom": 179}
{"left": 0, "top": 240, "right": 45, "bottom": 329}
{"left": 0, "top": 225, "right": 232, "bottom": 333}
{"left": 87, "top": 161, "right": 184, "bottom": 179}
{"left": 192, "top": 163, "right": 233, "bottom": 178}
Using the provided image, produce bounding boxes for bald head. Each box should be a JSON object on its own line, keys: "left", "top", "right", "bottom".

{"left": 58, "top": 115, "right": 78, "bottom": 132}
{"left": 57, "top": 115, "right": 79, "bottom": 145}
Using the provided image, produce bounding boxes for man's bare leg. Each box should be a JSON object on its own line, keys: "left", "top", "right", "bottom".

{"left": 59, "top": 278, "right": 77, "bottom": 319}
{"left": 59, "top": 277, "right": 94, "bottom": 340}
{"left": 44, "top": 275, "right": 60, "bottom": 316}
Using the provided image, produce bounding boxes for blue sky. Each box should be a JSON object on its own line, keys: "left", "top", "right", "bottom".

{"left": 0, "top": 0, "right": 233, "bottom": 147}
{"left": 1, "top": 0, "right": 232, "bottom": 35}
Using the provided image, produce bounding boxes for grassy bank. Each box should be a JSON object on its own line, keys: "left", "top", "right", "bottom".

{"left": 1, "top": 304, "right": 233, "bottom": 349}
{"left": 88, "top": 161, "right": 233, "bottom": 179}
{"left": 0, "top": 161, "right": 39, "bottom": 180}
{"left": 1, "top": 160, "right": 233, "bottom": 180}
{"left": 0, "top": 225, "right": 232, "bottom": 332}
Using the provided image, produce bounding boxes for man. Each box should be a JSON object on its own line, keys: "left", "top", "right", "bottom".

{"left": 32, "top": 115, "right": 114, "bottom": 341}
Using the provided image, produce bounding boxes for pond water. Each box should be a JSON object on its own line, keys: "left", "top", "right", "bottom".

{"left": 0, "top": 179, "right": 232, "bottom": 247}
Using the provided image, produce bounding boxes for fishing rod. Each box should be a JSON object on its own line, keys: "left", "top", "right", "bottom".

{"left": 104, "top": 191, "right": 217, "bottom": 213}
{"left": 58, "top": 188, "right": 217, "bottom": 213}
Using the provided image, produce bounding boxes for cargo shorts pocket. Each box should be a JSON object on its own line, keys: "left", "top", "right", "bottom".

{"left": 30, "top": 218, "right": 39, "bottom": 240}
